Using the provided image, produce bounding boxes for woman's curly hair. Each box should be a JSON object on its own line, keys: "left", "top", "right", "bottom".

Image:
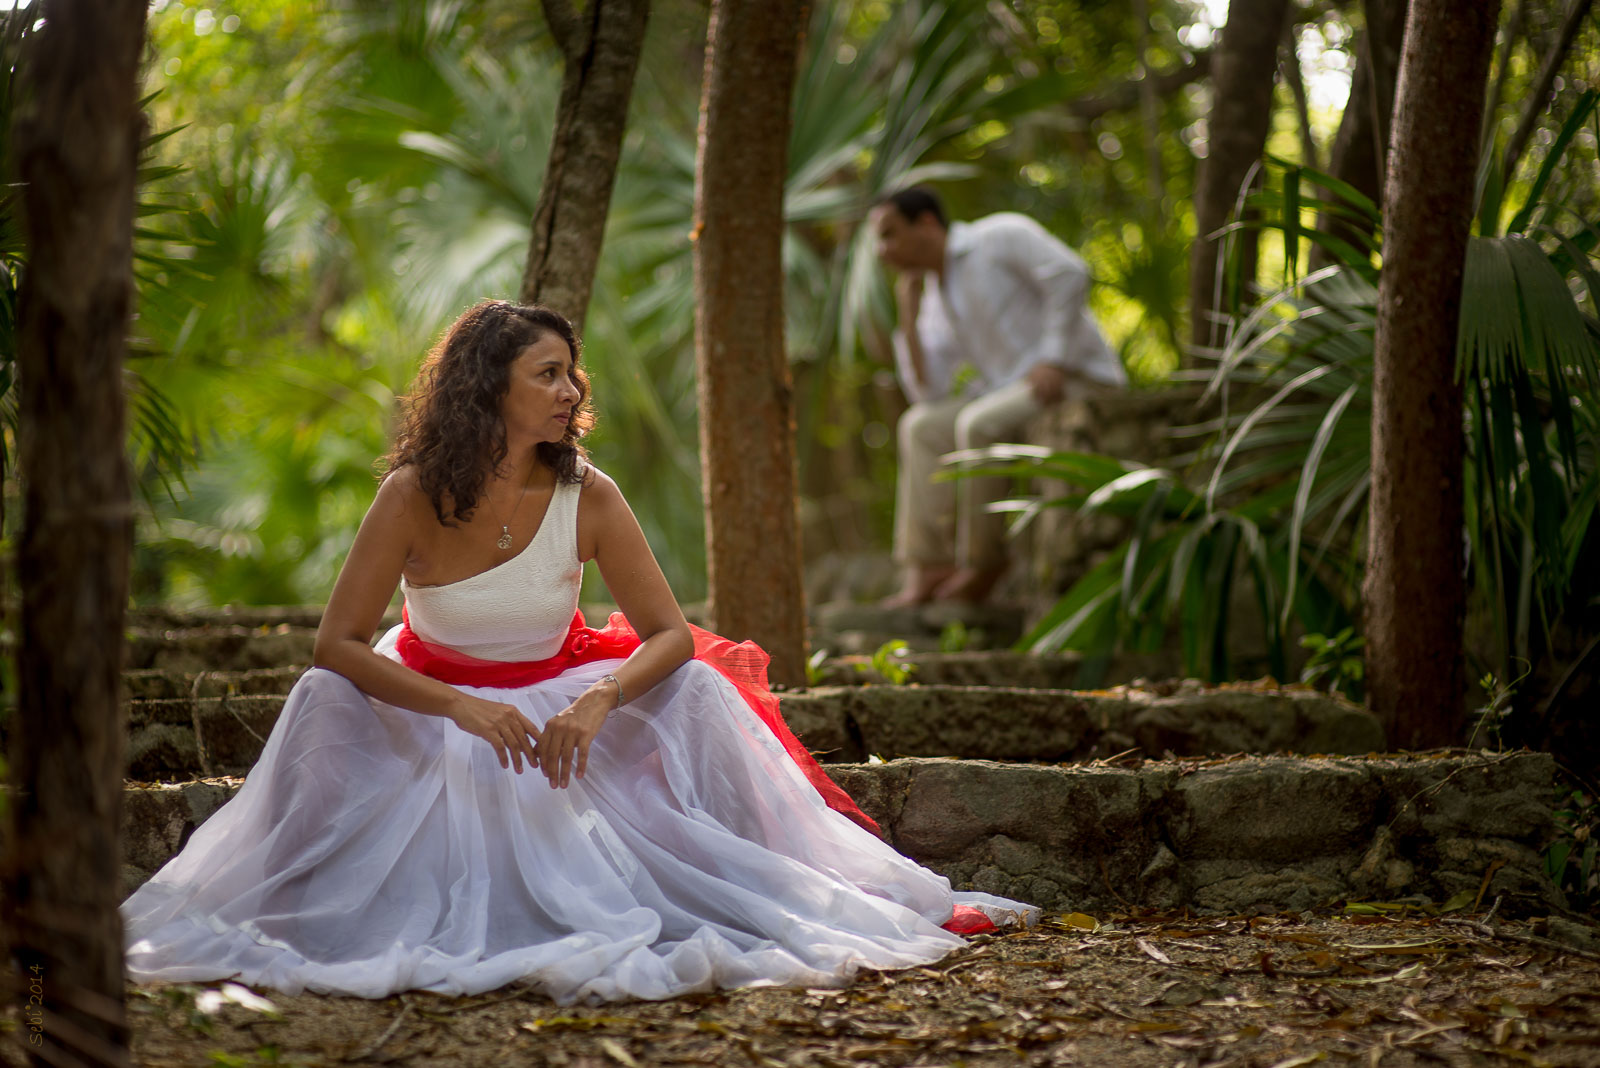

{"left": 385, "top": 300, "right": 595, "bottom": 525}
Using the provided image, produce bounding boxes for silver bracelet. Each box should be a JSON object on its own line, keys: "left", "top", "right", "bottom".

{"left": 600, "top": 673, "right": 625, "bottom": 715}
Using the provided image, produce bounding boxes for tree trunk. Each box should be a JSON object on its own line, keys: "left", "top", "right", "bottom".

{"left": 519, "top": 0, "right": 650, "bottom": 329}
{"left": 1313, "top": 0, "right": 1408, "bottom": 267}
{"left": 1188, "top": 0, "right": 1291, "bottom": 355}
{"left": 1364, "top": 0, "right": 1500, "bottom": 749}
{"left": 693, "top": 0, "right": 808, "bottom": 688}
{"left": 6, "top": 1, "right": 144, "bottom": 1064}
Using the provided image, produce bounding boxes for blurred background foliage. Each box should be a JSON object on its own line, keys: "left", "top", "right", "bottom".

{"left": 13, "top": 0, "right": 1248, "bottom": 605}
{"left": 1, "top": 0, "right": 1596, "bottom": 647}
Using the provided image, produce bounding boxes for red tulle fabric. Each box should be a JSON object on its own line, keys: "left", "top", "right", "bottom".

{"left": 394, "top": 609, "right": 999, "bottom": 936}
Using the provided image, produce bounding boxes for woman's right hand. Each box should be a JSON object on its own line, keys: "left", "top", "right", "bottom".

{"left": 447, "top": 693, "right": 543, "bottom": 774}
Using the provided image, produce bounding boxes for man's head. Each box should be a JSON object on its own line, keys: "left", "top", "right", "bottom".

{"left": 870, "top": 186, "right": 948, "bottom": 272}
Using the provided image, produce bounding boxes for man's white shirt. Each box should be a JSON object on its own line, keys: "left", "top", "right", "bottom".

{"left": 892, "top": 213, "right": 1126, "bottom": 405}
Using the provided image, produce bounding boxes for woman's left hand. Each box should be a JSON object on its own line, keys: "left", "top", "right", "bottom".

{"left": 535, "top": 684, "right": 614, "bottom": 788}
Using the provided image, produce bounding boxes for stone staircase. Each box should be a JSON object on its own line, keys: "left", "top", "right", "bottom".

{"left": 110, "top": 606, "right": 1567, "bottom": 918}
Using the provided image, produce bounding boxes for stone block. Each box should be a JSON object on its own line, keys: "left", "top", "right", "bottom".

{"left": 779, "top": 697, "right": 855, "bottom": 762}
{"left": 121, "top": 778, "right": 243, "bottom": 874}
{"left": 1166, "top": 758, "right": 1380, "bottom": 863}
{"left": 192, "top": 695, "right": 287, "bottom": 776}
{"left": 126, "top": 723, "right": 200, "bottom": 782}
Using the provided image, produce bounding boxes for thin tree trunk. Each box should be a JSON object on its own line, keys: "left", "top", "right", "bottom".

{"left": 6, "top": 1, "right": 144, "bottom": 1064}
{"left": 1365, "top": 0, "right": 1501, "bottom": 749}
{"left": 519, "top": 0, "right": 650, "bottom": 330}
{"left": 1500, "top": 0, "right": 1594, "bottom": 184}
{"left": 1314, "top": 0, "right": 1407, "bottom": 263}
{"left": 693, "top": 0, "right": 808, "bottom": 688}
{"left": 1280, "top": 20, "right": 1318, "bottom": 171}
{"left": 1482, "top": 0, "right": 1528, "bottom": 153}
{"left": 1188, "top": 0, "right": 1291, "bottom": 355}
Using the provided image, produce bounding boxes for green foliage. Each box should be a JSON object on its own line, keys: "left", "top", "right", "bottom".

{"left": 862, "top": 639, "right": 917, "bottom": 685}
{"left": 938, "top": 619, "right": 971, "bottom": 653}
{"left": 1466, "top": 668, "right": 1526, "bottom": 752}
{"left": 804, "top": 647, "right": 829, "bottom": 688}
{"left": 1546, "top": 786, "right": 1598, "bottom": 913}
{"left": 1299, "top": 628, "right": 1365, "bottom": 700}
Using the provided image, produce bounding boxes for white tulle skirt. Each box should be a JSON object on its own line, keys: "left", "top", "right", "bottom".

{"left": 122, "top": 639, "right": 1034, "bottom": 1002}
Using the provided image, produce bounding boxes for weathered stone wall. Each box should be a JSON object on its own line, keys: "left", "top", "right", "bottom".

{"left": 830, "top": 751, "right": 1562, "bottom": 915}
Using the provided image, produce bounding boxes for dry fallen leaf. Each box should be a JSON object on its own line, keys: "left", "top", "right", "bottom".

{"left": 1135, "top": 938, "right": 1174, "bottom": 965}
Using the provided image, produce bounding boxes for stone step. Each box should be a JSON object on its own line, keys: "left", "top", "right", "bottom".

{"left": 126, "top": 695, "right": 285, "bottom": 781}
{"left": 123, "top": 666, "right": 304, "bottom": 701}
{"left": 118, "top": 752, "right": 1564, "bottom": 917}
{"left": 781, "top": 682, "right": 1383, "bottom": 763}
{"left": 128, "top": 605, "right": 333, "bottom": 630}
{"left": 810, "top": 649, "right": 1182, "bottom": 688}
{"left": 123, "top": 680, "right": 1384, "bottom": 781}
{"left": 125, "top": 625, "right": 319, "bottom": 674}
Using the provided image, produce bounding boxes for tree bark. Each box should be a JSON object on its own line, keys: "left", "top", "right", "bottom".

{"left": 1280, "top": 20, "right": 1319, "bottom": 172}
{"left": 1364, "top": 0, "right": 1501, "bottom": 749}
{"left": 1500, "top": 0, "right": 1594, "bottom": 184}
{"left": 5, "top": 1, "right": 144, "bottom": 1064}
{"left": 1188, "top": 0, "right": 1291, "bottom": 355}
{"left": 1482, "top": 0, "right": 1528, "bottom": 154}
{"left": 519, "top": 0, "right": 650, "bottom": 330}
{"left": 1314, "top": 0, "right": 1408, "bottom": 262}
{"left": 693, "top": 0, "right": 808, "bottom": 688}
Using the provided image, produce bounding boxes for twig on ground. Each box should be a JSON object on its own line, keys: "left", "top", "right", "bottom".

{"left": 348, "top": 994, "right": 413, "bottom": 1062}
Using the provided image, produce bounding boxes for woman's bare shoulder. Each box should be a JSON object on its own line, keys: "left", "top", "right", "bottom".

{"left": 578, "top": 463, "right": 624, "bottom": 509}
{"left": 373, "top": 465, "right": 433, "bottom": 525}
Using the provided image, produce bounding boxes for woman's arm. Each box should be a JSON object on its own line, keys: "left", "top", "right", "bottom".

{"left": 535, "top": 468, "right": 695, "bottom": 789}
{"left": 312, "top": 472, "right": 543, "bottom": 774}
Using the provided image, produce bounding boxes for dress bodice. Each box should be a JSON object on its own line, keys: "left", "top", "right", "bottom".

{"left": 400, "top": 466, "right": 584, "bottom": 662}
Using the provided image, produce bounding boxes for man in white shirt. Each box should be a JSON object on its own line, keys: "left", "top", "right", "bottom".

{"left": 870, "top": 187, "right": 1126, "bottom": 606}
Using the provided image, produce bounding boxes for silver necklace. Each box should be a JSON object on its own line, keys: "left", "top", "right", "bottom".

{"left": 490, "top": 461, "right": 537, "bottom": 551}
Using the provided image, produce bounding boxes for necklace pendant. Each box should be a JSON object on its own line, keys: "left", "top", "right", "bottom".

{"left": 497, "top": 527, "right": 513, "bottom": 550}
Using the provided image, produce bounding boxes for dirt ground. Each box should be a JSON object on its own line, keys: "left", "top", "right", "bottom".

{"left": 53, "top": 907, "right": 1593, "bottom": 1068}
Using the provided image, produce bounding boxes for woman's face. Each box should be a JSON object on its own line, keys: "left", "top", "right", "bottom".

{"left": 501, "top": 333, "right": 581, "bottom": 446}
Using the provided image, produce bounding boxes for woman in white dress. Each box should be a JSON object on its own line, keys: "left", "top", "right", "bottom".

{"left": 122, "top": 300, "right": 1033, "bottom": 1003}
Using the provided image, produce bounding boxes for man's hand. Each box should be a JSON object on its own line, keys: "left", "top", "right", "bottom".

{"left": 895, "top": 273, "right": 928, "bottom": 387}
{"left": 895, "top": 272, "right": 924, "bottom": 326}
{"left": 1025, "top": 364, "right": 1069, "bottom": 405}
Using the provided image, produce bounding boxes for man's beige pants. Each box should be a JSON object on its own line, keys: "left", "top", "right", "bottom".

{"left": 893, "top": 378, "right": 1045, "bottom": 571}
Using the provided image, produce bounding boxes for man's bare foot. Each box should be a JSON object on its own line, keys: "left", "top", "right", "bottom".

{"left": 880, "top": 565, "right": 956, "bottom": 608}
{"left": 932, "top": 563, "right": 1008, "bottom": 605}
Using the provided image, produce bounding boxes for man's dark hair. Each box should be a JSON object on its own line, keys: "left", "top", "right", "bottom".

{"left": 878, "top": 186, "right": 947, "bottom": 228}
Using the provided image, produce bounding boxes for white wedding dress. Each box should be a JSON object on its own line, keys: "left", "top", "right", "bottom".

{"left": 122, "top": 467, "right": 1034, "bottom": 1002}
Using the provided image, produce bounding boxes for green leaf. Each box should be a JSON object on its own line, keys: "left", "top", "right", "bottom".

{"left": 1283, "top": 382, "right": 1361, "bottom": 627}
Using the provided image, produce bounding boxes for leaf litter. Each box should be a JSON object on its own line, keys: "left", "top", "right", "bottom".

{"left": 39, "top": 907, "right": 1600, "bottom": 1067}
